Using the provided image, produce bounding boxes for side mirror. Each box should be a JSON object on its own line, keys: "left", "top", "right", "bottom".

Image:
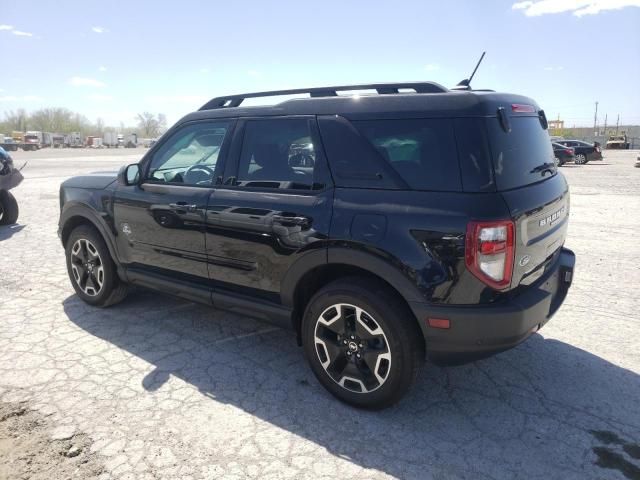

{"left": 117, "top": 164, "right": 140, "bottom": 186}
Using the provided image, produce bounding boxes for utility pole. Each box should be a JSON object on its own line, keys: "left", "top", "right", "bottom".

{"left": 616, "top": 114, "right": 620, "bottom": 134}
{"left": 593, "top": 101, "right": 599, "bottom": 134}
{"left": 603, "top": 114, "right": 607, "bottom": 135}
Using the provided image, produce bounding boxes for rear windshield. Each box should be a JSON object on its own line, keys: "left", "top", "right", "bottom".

{"left": 487, "top": 116, "right": 556, "bottom": 190}
{"left": 353, "top": 119, "right": 462, "bottom": 191}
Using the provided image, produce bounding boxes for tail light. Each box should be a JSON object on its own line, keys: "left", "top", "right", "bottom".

{"left": 465, "top": 220, "right": 515, "bottom": 290}
{"left": 564, "top": 149, "right": 573, "bottom": 155}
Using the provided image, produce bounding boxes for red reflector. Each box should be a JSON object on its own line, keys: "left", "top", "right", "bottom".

{"left": 479, "top": 240, "right": 506, "bottom": 255}
{"left": 427, "top": 318, "right": 450, "bottom": 329}
{"left": 564, "top": 149, "right": 572, "bottom": 155}
{"left": 511, "top": 103, "right": 536, "bottom": 113}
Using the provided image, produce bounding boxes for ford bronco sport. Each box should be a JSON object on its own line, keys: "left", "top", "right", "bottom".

{"left": 58, "top": 82, "right": 575, "bottom": 408}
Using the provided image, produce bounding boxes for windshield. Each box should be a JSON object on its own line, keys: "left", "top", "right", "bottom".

{"left": 487, "top": 116, "right": 556, "bottom": 190}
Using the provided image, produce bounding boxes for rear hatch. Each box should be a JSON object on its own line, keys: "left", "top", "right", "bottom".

{"left": 487, "top": 113, "right": 570, "bottom": 288}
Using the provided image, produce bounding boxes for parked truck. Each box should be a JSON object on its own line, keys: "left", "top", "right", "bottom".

{"left": 103, "top": 132, "right": 124, "bottom": 148}
{"left": 23, "top": 131, "right": 42, "bottom": 151}
{"left": 42, "top": 132, "right": 53, "bottom": 148}
{"left": 124, "top": 133, "right": 138, "bottom": 148}
{"left": 65, "top": 132, "right": 83, "bottom": 148}
{"left": 52, "top": 133, "right": 65, "bottom": 148}
{"left": 85, "top": 136, "right": 100, "bottom": 148}
{"left": 606, "top": 134, "right": 630, "bottom": 150}
{"left": 0, "top": 134, "right": 19, "bottom": 152}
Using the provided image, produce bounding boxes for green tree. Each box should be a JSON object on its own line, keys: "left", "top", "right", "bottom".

{"left": 1, "top": 109, "right": 29, "bottom": 132}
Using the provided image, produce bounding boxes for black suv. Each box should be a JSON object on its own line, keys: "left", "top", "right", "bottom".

{"left": 58, "top": 82, "right": 575, "bottom": 408}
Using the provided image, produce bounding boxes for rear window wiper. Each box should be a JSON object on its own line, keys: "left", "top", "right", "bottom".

{"left": 529, "top": 162, "right": 556, "bottom": 176}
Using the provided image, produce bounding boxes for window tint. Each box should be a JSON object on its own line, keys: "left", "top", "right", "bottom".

{"left": 486, "top": 116, "right": 556, "bottom": 190}
{"left": 317, "top": 115, "right": 401, "bottom": 190}
{"left": 237, "top": 118, "right": 317, "bottom": 190}
{"left": 454, "top": 118, "right": 494, "bottom": 192}
{"left": 353, "top": 119, "right": 461, "bottom": 191}
{"left": 148, "top": 121, "right": 231, "bottom": 186}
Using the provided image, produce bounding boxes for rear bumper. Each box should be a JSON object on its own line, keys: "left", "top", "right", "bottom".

{"left": 410, "top": 247, "right": 575, "bottom": 362}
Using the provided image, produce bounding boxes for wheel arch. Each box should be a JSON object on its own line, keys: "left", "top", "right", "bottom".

{"left": 59, "top": 204, "right": 124, "bottom": 279}
{"left": 283, "top": 247, "right": 425, "bottom": 344}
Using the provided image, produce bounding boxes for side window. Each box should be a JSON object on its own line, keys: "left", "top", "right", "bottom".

{"left": 454, "top": 118, "right": 494, "bottom": 192}
{"left": 147, "top": 120, "right": 232, "bottom": 186}
{"left": 353, "top": 119, "right": 462, "bottom": 192}
{"left": 317, "top": 115, "right": 402, "bottom": 190}
{"left": 236, "top": 118, "right": 316, "bottom": 190}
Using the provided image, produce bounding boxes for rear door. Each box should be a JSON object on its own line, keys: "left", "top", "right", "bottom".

{"left": 486, "top": 115, "right": 570, "bottom": 287}
{"left": 204, "top": 116, "right": 333, "bottom": 302}
{"left": 113, "top": 119, "right": 235, "bottom": 282}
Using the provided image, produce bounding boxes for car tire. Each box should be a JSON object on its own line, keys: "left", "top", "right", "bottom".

{"left": 0, "top": 190, "right": 19, "bottom": 225}
{"left": 575, "top": 153, "right": 588, "bottom": 164}
{"left": 302, "top": 277, "right": 424, "bottom": 409}
{"left": 65, "top": 225, "right": 128, "bottom": 307}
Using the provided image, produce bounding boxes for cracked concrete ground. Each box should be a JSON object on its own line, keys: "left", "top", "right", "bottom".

{"left": 1, "top": 148, "right": 639, "bottom": 480}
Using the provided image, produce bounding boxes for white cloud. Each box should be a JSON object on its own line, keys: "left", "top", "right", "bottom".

{"left": 87, "top": 94, "right": 114, "bottom": 101}
{"left": 98, "top": 65, "right": 107, "bottom": 72}
{"left": 70, "top": 77, "right": 106, "bottom": 87}
{"left": 92, "top": 26, "right": 108, "bottom": 33}
{"left": 512, "top": 0, "right": 640, "bottom": 17}
{"left": 12, "top": 30, "right": 33, "bottom": 37}
{"left": 0, "top": 24, "right": 13, "bottom": 31}
{"left": 424, "top": 64, "right": 441, "bottom": 72}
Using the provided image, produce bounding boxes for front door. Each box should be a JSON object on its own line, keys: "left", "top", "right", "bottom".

{"left": 205, "top": 117, "right": 333, "bottom": 302}
{"left": 113, "top": 119, "right": 235, "bottom": 282}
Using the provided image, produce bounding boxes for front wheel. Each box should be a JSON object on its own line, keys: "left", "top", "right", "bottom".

{"left": 65, "top": 225, "right": 128, "bottom": 307}
{"left": 0, "top": 190, "right": 19, "bottom": 225}
{"left": 302, "top": 277, "right": 424, "bottom": 409}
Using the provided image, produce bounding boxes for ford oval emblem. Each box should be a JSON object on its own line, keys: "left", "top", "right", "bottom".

{"left": 519, "top": 255, "right": 531, "bottom": 267}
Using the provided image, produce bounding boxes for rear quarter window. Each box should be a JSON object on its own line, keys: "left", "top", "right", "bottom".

{"left": 454, "top": 118, "right": 494, "bottom": 192}
{"left": 353, "top": 119, "right": 462, "bottom": 192}
{"left": 486, "top": 116, "right": 556, "bottom": 190}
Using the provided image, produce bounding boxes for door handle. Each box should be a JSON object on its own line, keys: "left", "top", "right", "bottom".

{"left": 272, "top": 215, "right": 310, "bottom": 227}
{"left": 169, "top": 202, "right": 198, "bottom": 212}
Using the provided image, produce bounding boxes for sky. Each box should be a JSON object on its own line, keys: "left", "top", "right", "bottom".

{"left": 1, "top": 0, "right": 639, "bottom": 128}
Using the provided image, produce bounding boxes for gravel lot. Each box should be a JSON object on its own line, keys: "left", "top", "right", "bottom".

{"left": 1, "top": 148, "right": 639, "bottom": 480}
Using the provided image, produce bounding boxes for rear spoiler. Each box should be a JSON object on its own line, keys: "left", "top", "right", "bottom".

{"left": 496, "top": 105, "right": 548, "bottom": 133}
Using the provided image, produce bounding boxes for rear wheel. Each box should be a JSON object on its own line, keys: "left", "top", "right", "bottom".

{"left": 575, "top": 153, "right": 588, "bottom": 164}
{"left": 65, "top": 225, "right": 128, "bottom": 307}
{"left": 302, "top": 277, "right": 424, "bottom": 409}
{"left": 0, "top": 190, "right": 19, "bottom": 225}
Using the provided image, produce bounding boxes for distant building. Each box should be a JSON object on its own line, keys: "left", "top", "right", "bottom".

{"left": 548, "top": 119, "right": 565, "bottom": 130}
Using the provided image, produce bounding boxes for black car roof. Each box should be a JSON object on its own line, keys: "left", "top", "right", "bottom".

{"left": 177, "top": 83, "right": 541, "bottom": 124}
